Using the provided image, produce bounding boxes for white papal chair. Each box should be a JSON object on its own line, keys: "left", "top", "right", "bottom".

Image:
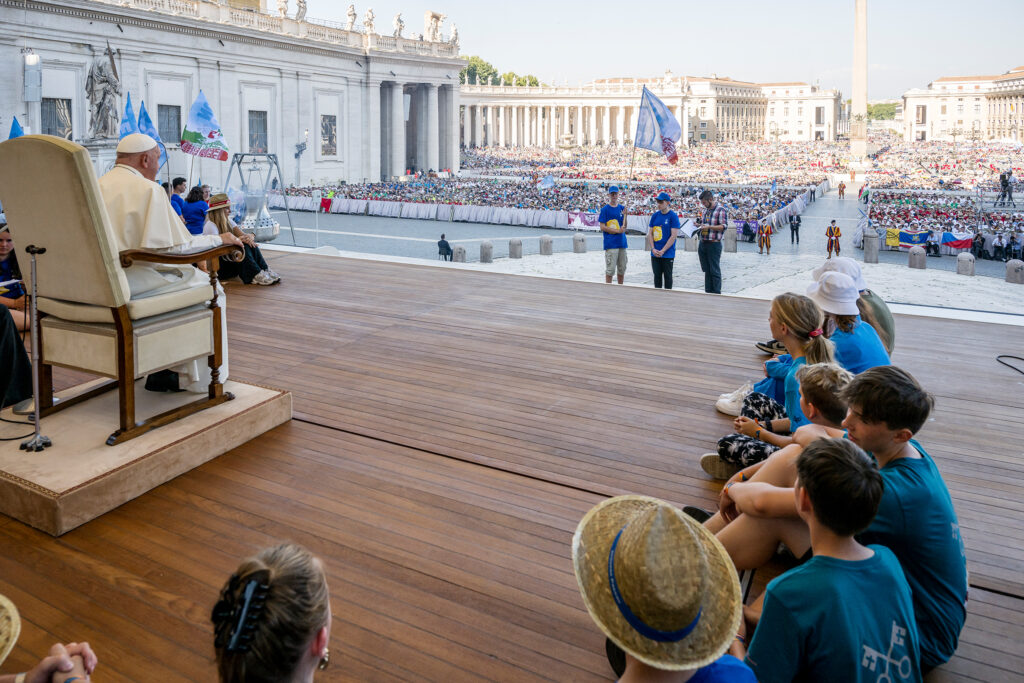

{"left": 0, "top": 135, "right": 241, "bottom": 445}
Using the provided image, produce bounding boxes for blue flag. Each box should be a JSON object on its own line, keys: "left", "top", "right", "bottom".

{"left": 538, "top": 174, "right": 555, "bottom": 190}
{"left": 634, "top": 86, "right": 682, "bottom": 164}
{"left": 770, "top": 177, "right": 777, "bottom": 195}
{"left": 137, "top": 101, "right": 167, "bottom": 169}
{"left": 8, "top": 117, "right": 24, "bottom": 140}
{"left": 120, "top": 93, "right": 139, "bottom": 138}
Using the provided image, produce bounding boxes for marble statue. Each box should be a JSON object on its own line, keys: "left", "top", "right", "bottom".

{"left": 295, "top": 0, "right": 306, "bottom": 21}
{"left": 345, "top": 4, "right": 357, "bottom": 31}
{"left": 363, "top": 7, "right": 375, "bottom": 33}
{"left": 86, "top": 44, "right": 121, "bottom": 139}
{"left": 423, "top": 10, "right": 445, "bottom": 42}
{"left": 392, "top": 12, "right": 404, "bottom": 37}
{"left": 276, "top": 0, "right": 288, "bottom": 17}
{"left": 448, "top": 22, "right": 458, "bottom": 47}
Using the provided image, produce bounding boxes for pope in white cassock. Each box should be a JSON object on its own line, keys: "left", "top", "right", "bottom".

{"left": 98, "top": 133, "right": 243, "bottom": 393}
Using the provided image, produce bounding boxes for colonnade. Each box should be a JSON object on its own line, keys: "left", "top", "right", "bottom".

{"left": 461, "top": 103, "right": 644, "bottom": 148}
{"left": 379, "top": 81, "right": 460, "bottom": 177}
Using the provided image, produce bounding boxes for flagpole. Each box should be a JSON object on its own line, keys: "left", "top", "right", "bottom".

{"left": 627, "top": 87, "right": 644, "bottom": 183}
{"left": 188, "top": 155, "right": 196, "bottom": 189}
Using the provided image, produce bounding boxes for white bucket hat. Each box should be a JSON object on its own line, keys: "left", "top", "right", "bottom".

{"left": 807, "top": 271, "right": 860, "bottom": 316}
{"left": 812, "top": 256, "right": 867, "bottom": 291}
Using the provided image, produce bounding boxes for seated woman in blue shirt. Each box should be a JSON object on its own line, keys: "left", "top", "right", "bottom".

{"left": 0, "top": 225, "right": 27, "bottom": 332}
{"left": 180, "top": 186, "right": 209, "bottom": 235}
{"left": 806, "top": 271, "right": 890, "bottom": 374}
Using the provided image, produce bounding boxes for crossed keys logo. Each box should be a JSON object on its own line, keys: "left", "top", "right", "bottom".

{"left": 861, "top": 621, "right": 913, "bottom": 682}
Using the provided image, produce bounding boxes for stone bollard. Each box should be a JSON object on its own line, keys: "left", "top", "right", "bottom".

{"left": 724, "top": 228, "right": 737, "bottom": 253}
{"left": 956, "top": 252, "right": 975, "bottom": 276}
{"left": 684, "top": 236, "right": 698, "bottom": 252}
{"left": 1007, "top": 259, "right": 1024, "bottom": 284}
{"left": 863, "top": 231, "right": 879, "bottom": 264}
{"left": 908, "top": 246, "right": 926, "bottom": 270}
{"left": 573, "top": 233, "right": 587, "bottom": 253}
{"left": 480, "top": 240, "right": 493, "bottom": 264}
{"left": 509, "top": 238, "right": 522, "bottom": 259}
{"left": 539, "top": 235, "right": 553, "bottom": 255}
{"left": 452, "top": 245, "right": 466, "bottom": 262}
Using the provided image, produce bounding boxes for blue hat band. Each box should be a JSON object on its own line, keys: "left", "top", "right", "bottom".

{"left": 607, "top": 526, "right": 702, "bottom": 643}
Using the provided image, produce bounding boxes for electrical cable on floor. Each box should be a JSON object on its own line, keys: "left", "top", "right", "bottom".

{"left": 996, "top": 355, "right": 1024, "bottom": 377}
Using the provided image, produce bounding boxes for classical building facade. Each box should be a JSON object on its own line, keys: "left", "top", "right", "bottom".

{"left": 901, "top": 65, "right": 1024, "bottom": 142}
{"left": 1, "top": 0, "right": 464, "bottom": 186}
{"left": 458, "top": 71, "right": 844, "bottom": 148}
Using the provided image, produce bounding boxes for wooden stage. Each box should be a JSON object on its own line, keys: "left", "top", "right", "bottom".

{"left": 3, "top": 253, "right": 1022, "bottom": 681}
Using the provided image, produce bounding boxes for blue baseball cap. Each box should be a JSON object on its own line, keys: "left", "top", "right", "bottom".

{"left": 656, "top": 192, "right": 671, "bottom": 202}
{"left": 608, "top": 185, "right": 620, "bottom": 194}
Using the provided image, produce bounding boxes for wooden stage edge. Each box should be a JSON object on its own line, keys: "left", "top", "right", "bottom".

{"left": 3, "top": 253, "right": 1022, "bottom": 682}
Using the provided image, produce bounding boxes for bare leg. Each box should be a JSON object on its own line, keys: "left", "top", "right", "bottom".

{"left": 717, "top": 514, "right": 810, "bottom": 571}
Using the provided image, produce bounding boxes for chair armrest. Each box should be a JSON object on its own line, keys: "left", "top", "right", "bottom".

{"left": 119, "top": 244, "right": 244, "bottom": 268}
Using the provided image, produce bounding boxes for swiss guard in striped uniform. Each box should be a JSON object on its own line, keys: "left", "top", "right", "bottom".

{"left": 826, "top": 219, "right": 842, "bottom": 258}
{"left": 757, "top": 219, "right": 773, "bottom": 255}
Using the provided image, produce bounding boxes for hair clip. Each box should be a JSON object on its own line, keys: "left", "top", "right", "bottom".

{"left": 211, "top": 570, "right": 270, "bottom": 653}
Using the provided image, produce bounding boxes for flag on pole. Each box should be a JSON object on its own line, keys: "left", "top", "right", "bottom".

{"left": 180, "top": 90, "right": 229, "bottom": 161}
{"left": 119, "top": 93, "right": 139, "bottom": 138}
{"left": 8, "top": 117, "right": 24, "bottom": 140}
{"left": 634, "top": 86, "right": 682, "bottom": 164}
{"left": 136, "top": 101, "right": 167, "bottom": 169}
{"left": 537, "top": 174, "right": 555, "bottom": 190}
{"left": 770, "top": 177, "right": 777, "bottom": 195}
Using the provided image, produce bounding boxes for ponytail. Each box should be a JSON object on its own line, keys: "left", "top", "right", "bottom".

{"left": 771, "top": 293, "right": 835, "bottom": 365}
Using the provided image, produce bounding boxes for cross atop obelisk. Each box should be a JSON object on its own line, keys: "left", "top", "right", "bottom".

{"left": 850, "top": 0, "right": 868, "bottom": 160}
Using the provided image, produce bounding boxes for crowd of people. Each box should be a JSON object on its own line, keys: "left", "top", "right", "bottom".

{"left": 460, "top": 141, "right": 840, "bottom": 185}
{"left": 865, "top": 141, "right": 1024, "bottom": 191}
{"left": 868, "top": 189, "right": 1024, "bottom": 259}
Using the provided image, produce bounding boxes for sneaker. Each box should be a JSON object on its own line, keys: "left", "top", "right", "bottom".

{"left": 265, "top": 268, "right": 282, "bottom": 282}
{"left": 716, "top": 382, "right": 752, "bottom": 416}
{"left": 252, "top": 270, "right": 276, "bottom": 286}
{"left": 700, "top": 453, "right": 740, "bottom": 480}
{"left": 755, "top": 338, "right": 786, "bottom": 355}
{"left": 717, "top": 380, "right": 753, "bottom": 401}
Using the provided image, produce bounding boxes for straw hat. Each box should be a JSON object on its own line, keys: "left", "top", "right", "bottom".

{"left": 812, "top": 256, "right": 867, "bottom": 291}
{"left": 207, "top": 193, "right": 231, "bottom": 212}
{"left": 807, "top": 271, "right": 860, "bottom": 316}
{"left": 572, "top": 495, "right": 741, "bottom": 671}
{"left": 0, "top": 593, "right": 21, "bottom": 667}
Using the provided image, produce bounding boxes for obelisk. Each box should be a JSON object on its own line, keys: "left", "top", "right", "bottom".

{"left": 851, "top": 0, "right": 868, "bottom": 160}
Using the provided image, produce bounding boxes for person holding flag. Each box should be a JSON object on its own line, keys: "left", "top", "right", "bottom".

{"left": 599, "top": 186, "right": 628, "bottom": 284}
{"left": 647, "top": 192, "right": 680, "bottom": 289}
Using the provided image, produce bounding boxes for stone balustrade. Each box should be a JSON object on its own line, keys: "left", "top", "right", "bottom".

{"left": 88, "top": 0, "right": 458, "bottom": 56}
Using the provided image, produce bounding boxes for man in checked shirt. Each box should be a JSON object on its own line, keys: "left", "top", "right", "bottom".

{"left": 698, "top": 190, "right": 727, "bottom": 294}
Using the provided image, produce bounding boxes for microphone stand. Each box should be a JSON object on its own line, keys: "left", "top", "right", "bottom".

{"left": 20, "top": 244, "right": 51, "bottom": 452}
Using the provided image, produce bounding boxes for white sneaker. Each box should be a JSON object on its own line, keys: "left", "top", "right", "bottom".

{"left": 265, "top": 268, "right": 281, "bottom": 282}
{"left": 716, "top": 382, "right": 752, "bottom": 416}
{"left": 252, "top": 270, "right": 276, "bottom": 285}
{"left": 717, "top": 381, "right": 752, "bottom": 401}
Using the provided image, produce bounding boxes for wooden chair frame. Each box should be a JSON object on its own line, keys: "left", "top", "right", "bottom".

{"left": 37, "top": 246, "right": 243, "bottom": 446}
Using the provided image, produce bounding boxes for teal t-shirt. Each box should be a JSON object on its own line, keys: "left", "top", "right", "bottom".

{"left": 857, "top": 440, "right": 968, "bottom": 668}
{"left": 746, "top": 546, "right": 922, "bottom": 683}
{"left": 784, "top": 356, "right": 808, "bottom": 430}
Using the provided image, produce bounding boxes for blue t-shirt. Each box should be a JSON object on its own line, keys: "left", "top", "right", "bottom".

{"left": 618, "top": 655, "right": 754, "bottom": 683}
{"left": 857, "top": 441, "right": 968, "bottom": 668}
{"left": 746, "top": 546, "right": 921, "bottom": 683}
{"left": 170, "top": 193, "right": 186, "bottom": 217}
{"left": 181, "top": 200, "right": 209, "bottom": 235}
{"left": 599, "top": 204, "right": 628, "bottom": 250}
{"left": 0, "top": 258, "right": 24, "bottom": 299}
{"left": 649, "top": 210, "right": 681, "bottom": 258}
{"left": 833, "top": 316, "right": 890, "bottom": 374}
{"left": 784, "top": 356, "right": 808, "bottom": 430}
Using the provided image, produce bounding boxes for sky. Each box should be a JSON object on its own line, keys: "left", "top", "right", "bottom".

{"left": 303, "top": 0, "right": 1022, "bottom": 99}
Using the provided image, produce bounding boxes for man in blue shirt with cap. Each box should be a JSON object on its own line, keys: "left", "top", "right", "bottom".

{"left": 647, "top": 192, "right": 680, "bottom": 289}
{"left": 599, "top": 186, "right": 628, "bottom": 284}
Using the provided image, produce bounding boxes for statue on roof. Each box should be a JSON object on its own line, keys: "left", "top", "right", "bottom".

{"left": 448, "top": 22, "right": 458, "bottom": 47}
{"left": 345, "top": 4, "right": 357, "bottom": 31}
{"left": 276, "top": 0, "right": 288, "bottom": 17}
{"left": 295, "top": 0, "right": 306, "bottom": 22}
{"left": 393, "top": 13, "right": 404, "bottom": 37}
{"left": 423, "top": 10, "right": 445, "bottom": 42}
{"left": 363, "top": 7, "right": 375, "bottom": 34}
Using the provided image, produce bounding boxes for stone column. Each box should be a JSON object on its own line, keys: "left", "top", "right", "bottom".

{"left": 863, "top": 231, "right": 879, "bottom": 263}
{"left": 461, "top": 103, "right": 470, "bottom": 150}
{"left": 620, "top": 105, "right": 628, "bottom": 144}
{"left": 588, "top": 106, "right": 597, "bottom": 145}
{"left": 415, "top": 87, "right": 427, "bottom": 170}
{"left": 546, "top": 106, "right": 554, "bottom": 147}
{"left": 473, "top": 104, "right": 483, "bottom": 148}
{"left": 364, "top": 80, "right": 382, "bottom": 181}
{"left": 601, "top": 106, "right": 610, "bottom": 145}
{"left": 488, "top": 104, "right": 497, "bottom": 147}
{"left": 511, "top": 105, "right": 519, "bottom": 147}
{"left": 851, "top": 0, "right": 868, "bottom": 160}
{"left": 450, "top": 86, "right": 460, "bottom": 171}
{"left": 426, "top": 84, "right": 439, "bottom": 171}
{"left": 497, "top": 106, "right": 505, "bottom": 147}
{"left": 391, "top": 82, "right": 405, "bottom": 176}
